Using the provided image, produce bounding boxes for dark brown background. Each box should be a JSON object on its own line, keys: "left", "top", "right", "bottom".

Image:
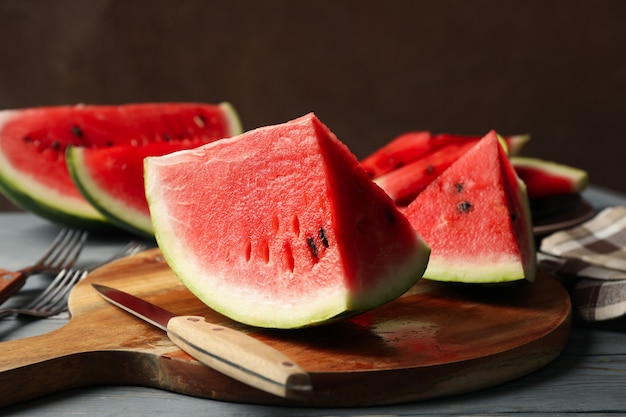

{"left": 1, "top": 0, "right": 625, "bottom": 212}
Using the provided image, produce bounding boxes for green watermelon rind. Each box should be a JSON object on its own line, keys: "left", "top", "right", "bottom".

{"left": 0, "top": 149, "right": 110, "bottom": 230}
{"left": 506, "top": 134, "right": 531, "bottom": 156}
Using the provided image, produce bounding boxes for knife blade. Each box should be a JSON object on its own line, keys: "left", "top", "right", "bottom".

{"left": 92, "top": 284, "right": 312, "bottom": 399}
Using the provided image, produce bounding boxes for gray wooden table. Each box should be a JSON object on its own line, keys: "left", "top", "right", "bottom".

{"left": 1, "top": 186, "right": 626, "bottom": 416}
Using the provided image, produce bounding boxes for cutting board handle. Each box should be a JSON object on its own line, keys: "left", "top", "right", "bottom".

{"left": 0, "top": 324, "right": 92, "bottom": 406}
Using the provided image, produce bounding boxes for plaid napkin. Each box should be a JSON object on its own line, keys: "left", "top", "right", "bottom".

{"left": 540, "top": 206, "right": 626, "bottom": 322}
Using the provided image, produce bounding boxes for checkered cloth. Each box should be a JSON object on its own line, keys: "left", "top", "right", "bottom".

{"left": 541, "top": 206, "right": 626, "bottom": 322}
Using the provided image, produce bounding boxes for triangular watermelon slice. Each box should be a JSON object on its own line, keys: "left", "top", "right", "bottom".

{"left": 144, "top": 113, "right": 430, "bottom": 329}
{"left": 404, "top": 131, "right": 536, "bottom": 284}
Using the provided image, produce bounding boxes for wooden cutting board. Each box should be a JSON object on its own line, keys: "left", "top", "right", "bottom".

{"left": 0, "top": 248, "right": 571, "bottom": 407}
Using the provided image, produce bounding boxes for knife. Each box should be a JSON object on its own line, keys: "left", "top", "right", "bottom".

{"left": 92, "top": 284, "right": 312, "bottom": 398}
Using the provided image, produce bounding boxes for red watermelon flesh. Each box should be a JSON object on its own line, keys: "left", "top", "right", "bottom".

{"left": 373, "top": 139, "right": 480, "bottom": 206}
{"left": 0, "top": 102, "right": 240, "bottom": 229}
{"left": 360, "top": 131, "right": 434, "bottom": 178}
{"left": 144, "top": 113, "right": 430, "bottom": 329}
{"left": 404, "top": 131, "right": 536, "bottom": 284}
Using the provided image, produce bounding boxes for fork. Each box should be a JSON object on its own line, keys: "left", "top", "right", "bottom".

{"left": 0, "top": 241, "right": 147, "bottom": 320}
{"left": 0, "top": 228, "right": 88, "bottom": 305}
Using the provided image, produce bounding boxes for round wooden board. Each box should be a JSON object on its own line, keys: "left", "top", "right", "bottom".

{"left": 1, "top": 248, "right": 571, "bottom": 407}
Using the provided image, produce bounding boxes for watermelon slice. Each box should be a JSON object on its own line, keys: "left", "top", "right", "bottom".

{"left": 360, "top": 131, "right": 434, "bottom": 179}
{"left": 144, "top": 113, "right": 430, "bottom": 329}
{"left": 0, "top": 102, "right": 241, "bottom": 230}
{"left": 404, "top": 131, "right": 536, "bottom": 284}
{"left": 511, "top": 156, "right": 589, "bottom": 199}
{"left": 360, "top": 131, "right": 530, "bottom": 180}
{"left": 67, "top": 141, "right": 218, "bottom": 236}
{"left": 373, "top": 139, "right": 481, "bottom": 206}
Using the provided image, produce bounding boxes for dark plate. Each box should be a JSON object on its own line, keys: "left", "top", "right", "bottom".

{"left": 533, "top": 198, "right": 595, "bottom": 237}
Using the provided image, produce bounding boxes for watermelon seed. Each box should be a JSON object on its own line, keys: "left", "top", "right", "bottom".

{"left": 163, "top": 134, "right": 171, "bottom": 142}
{"left": 426, "top": 165, "right": 434, "bottom": 175}
{"left": 457, "top": 201, "right": 473, "bottom": 214}
{"left": 307, "top": 237, "right": 318, "bottom": 259}
{"left": 455, "top": 183, "right": 464, "bottom": 193}
{"left": 23, "top": 136, "right": 32, "bottom": 143}
{"left": 51, "top": 140, "right": 62, "bottom": 151}
{"left": 319, "top": 228, "right": 329, "bottom": 248}
{"left": 510, "top": 211, "right": 518, "bottom": 222}
{"left": 70, "top": 125, "right": 83, "bottom": 138}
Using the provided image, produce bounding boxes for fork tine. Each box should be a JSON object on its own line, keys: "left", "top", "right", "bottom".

{"left": 44, "top": 230, "right": 89, "bottom": 271}
{"left": 31, "top": 228, "right": 72, "bottom": 264}
{"left": 0, "top": 241, "right": 147, "bottom": 320}
{"left": 22, "top": 269, "right": 72, "bottom": 310}
{"left": 41, "top": 270, "right": 88, "bottom": 314}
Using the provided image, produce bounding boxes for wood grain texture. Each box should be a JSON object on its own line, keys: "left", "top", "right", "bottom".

{"left": 0, "top": 248, "right": 571, "bottom": 407}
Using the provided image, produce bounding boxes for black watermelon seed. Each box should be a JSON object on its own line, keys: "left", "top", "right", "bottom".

{"left": 307, "top": 237, "right": 318, "bottom": 258}
{"left": 455, "top": 182, "right": 464, "bottom": 193}
{"left": 319, "top": 228, "right": 330, "bottom": 248}
{"left": 510, "top": 211, "right": 518, "bottom": 222}
{"left": 70, "top": 125, "right": 83, "bottom": 138}
{"left": 457, "top": 201, "right": 472, "bottom": 214}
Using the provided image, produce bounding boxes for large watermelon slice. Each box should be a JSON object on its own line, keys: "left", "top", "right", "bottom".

{"left": 144, "top": 113, "right": 430, "bottom": 329}
{"left": 0, "top": 102, "right": 241, "bottom": 230}
{"left": 404, "top": 131, "right": 536, "bottom": 284}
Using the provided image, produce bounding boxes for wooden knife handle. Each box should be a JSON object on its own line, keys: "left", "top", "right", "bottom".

{"left": 166, "top": 316, "right": 312, "bottom": 399}
{"left": 0, "top": 269, "right": 26, "bottom": 305}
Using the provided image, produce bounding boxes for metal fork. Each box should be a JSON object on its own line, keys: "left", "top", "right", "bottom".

{"left": 0, "top": 228, "right": 88, "bottom": 305}
{"left": 0, "top": 241, "right": 147, "bottom": 320}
